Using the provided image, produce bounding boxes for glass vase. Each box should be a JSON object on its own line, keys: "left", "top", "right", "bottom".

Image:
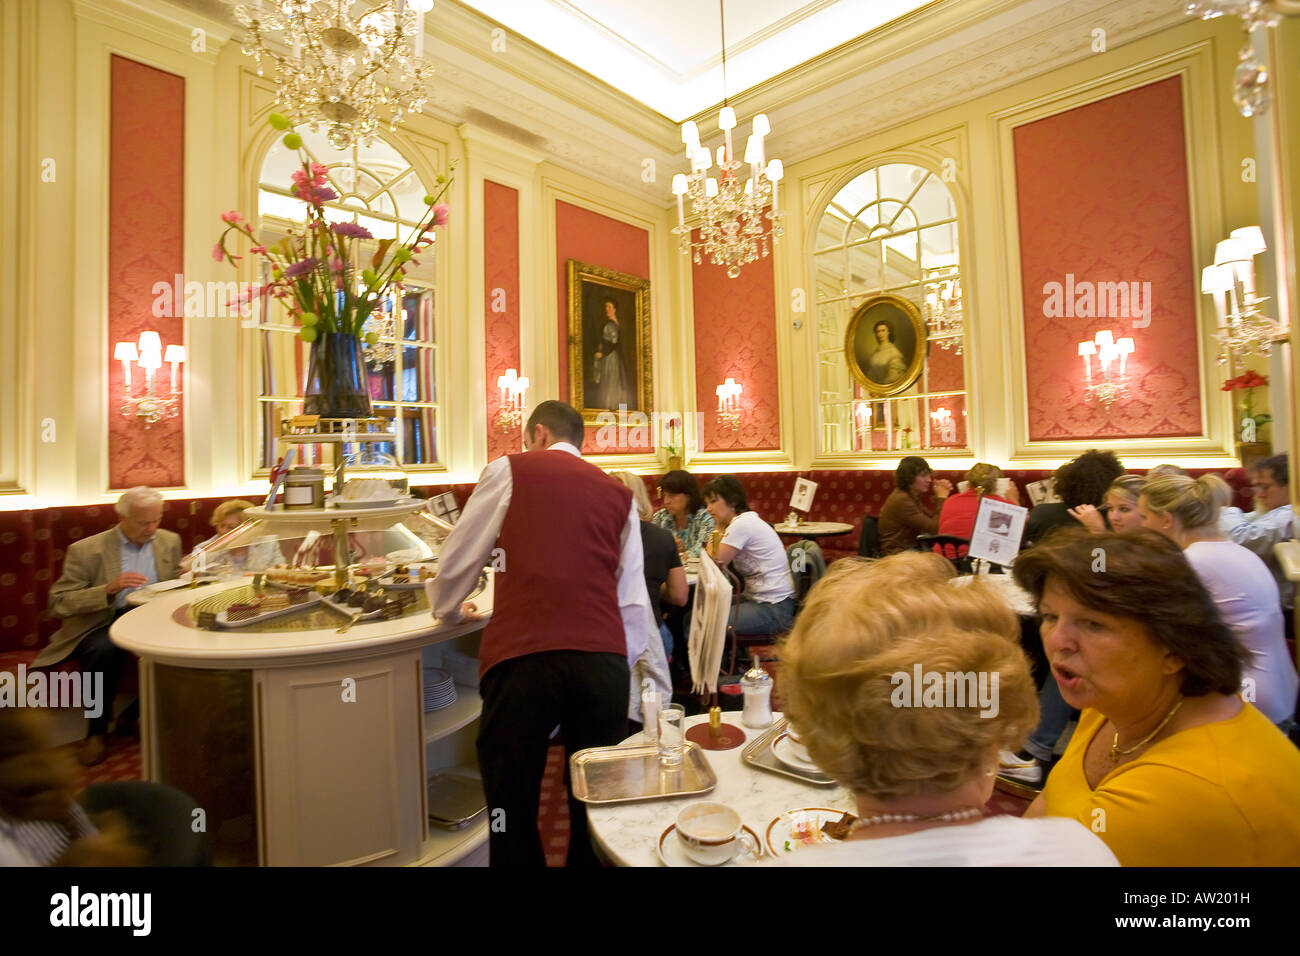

{"left": 303, "top": 333, "right": 373, "bottom": 419}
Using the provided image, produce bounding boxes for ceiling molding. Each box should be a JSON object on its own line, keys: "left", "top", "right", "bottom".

{"left": 172, "top": 0, "right": 1188, "bottom": 206}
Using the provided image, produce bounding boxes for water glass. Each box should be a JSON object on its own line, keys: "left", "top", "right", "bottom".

{"left": 658, "top": 704, "right": 686, "bottom": 767}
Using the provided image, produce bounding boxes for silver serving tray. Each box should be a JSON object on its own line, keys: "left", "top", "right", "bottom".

{"left": 216, "top": 593, "right": 322, "bottom": 628}
{"left": 427, "top": 770, "right": 487, "bottom": 830}
{"left": 741, "top": 717, "right": 837, "bottom": 787}
{"left": 570, "top": 741, "right": 716, "bottom": 805}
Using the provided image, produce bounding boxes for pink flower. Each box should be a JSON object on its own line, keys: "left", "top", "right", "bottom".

{"left": 251, "top": 245, "right": 267, "bottom": 254}
{"left": 432, "top": 203, "right": 450, "bottom": 227}
{"left": 221, "top": 210, "right": 244, "bottom": 224}
{"left": 212, "top": 242, "right": 225, "bottom": 262}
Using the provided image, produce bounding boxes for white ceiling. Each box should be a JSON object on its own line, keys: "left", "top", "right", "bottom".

{"left": 459, "top": 0, "right": 934, "bottom": 120}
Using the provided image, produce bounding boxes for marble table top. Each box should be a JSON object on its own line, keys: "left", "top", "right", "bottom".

{"left": 586, "top": 713, "right": 856, "bottom": 867}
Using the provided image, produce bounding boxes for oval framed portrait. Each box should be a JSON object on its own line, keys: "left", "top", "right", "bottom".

{"left": 844, "top": 294, "right": 927, "bottom": 397}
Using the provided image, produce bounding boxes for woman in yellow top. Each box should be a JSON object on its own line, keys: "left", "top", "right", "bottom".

{"left": 1013, "top": 527, "right": 1300, "bottom": 866}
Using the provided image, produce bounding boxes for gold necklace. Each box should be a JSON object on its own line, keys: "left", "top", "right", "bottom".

{"left": 1110, "top": 697, "right": 1183, "bottom": 763}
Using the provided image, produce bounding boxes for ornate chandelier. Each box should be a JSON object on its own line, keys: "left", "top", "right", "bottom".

{"left": 234, "top": 0, "right": 435, "bottom": 150}
{"left": 922, "top": 267, "right": 964, "bottom": 354}
{"left": 670, "top": 3, "right": 784, "bottom": 279}
{"left": 1185, "top": 1, "right": 1300, "bottom": 116}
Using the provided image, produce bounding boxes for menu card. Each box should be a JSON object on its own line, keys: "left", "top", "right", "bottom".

{"left": 967, "top": 496, "right": 1028, "bottom": 566}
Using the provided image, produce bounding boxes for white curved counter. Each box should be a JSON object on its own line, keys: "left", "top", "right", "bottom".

{"left": 111, "top": 575, "right": 494, "bottom": 867}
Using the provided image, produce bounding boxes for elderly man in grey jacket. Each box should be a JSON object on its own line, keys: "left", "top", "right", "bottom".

{"left": 34, "top": 487, "right": 181, "bottom": 765}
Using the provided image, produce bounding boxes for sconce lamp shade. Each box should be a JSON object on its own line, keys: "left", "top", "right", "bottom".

{"left": 1229, "top": 225, "right": 1267, "bottom": 256}
{"left": 1077, "top": 341, "right": 1096, "bottom": 356}
{"left": 1201, "top": 263, "right": 1234, "bottom": 293}
{"left": 137, "top": 330, "right": 162, "bottom": 355}
{"left": 1214, "top": 237, "right": 1249, "bottom": 265}
{"left": 1116, "top": 337, "right": 1134, "bottom": 355}
{"left": 164, "top": 345, "right": 186, "bottom": 363}
{"left": 114, "top": 342, "right": 138, "bottom": 362}
{"left": 1093, "top": 330, "right": 1114, "bottom": 348}
{"left": 138, "top": 349, "right": 162, "bottom": 371}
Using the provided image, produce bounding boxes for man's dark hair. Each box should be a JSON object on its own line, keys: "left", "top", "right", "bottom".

{"left": 701, "top": 475, "right": 750, "bottom": 514}
{"left": 1255, "top": 453, "right": 1288, "bottom": 487}
{"left": 1013, "top": 528, "right": 1247, "bottom": 697}
{"left": 895, "top": 456, "right": 932, "bottom": 492}
{"left": 660, "top": 470, "right": 705, "bottom": 514}
{"left": 526, "top": 401, "right": 584, "bottom": 447}
{"left": 1053, "top": 449, "right": 1124, "bottom": 509}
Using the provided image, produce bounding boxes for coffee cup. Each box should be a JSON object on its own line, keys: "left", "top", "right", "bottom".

{"left": 675, "top": 802, "right": 743, "bottom": 865}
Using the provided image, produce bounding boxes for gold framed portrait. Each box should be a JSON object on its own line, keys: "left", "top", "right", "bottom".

{"left": 844, "top": 294, "right": 927, "bottom": 397}
{"left": 566, "top": 260, "right": 653, "bottom": 425}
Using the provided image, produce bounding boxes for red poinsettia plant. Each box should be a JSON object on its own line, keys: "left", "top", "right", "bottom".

{"left": 214, "top": 113, "right": 455, "bottom": 343}
{"left": 1222, "top": 369, "right": 1271, "bottom": 428}
{"left": 662, "top": 415, "right": 682, "bottom": 458}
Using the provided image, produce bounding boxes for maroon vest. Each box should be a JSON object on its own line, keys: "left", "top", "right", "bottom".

{"left": 479, "top": 449, "right": 633, "bottom": 678}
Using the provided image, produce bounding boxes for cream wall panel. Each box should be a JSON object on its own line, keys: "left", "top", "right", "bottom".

{"left": 780, "top": 13, "right": 1264, "bottom": 473}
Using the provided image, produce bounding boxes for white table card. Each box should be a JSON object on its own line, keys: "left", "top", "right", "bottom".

{"left": 968, "top": 496, "right": 1028, "bottom": 565}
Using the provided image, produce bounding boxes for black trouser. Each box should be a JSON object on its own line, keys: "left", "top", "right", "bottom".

{"left": 73, "top": 609, "right": 133, "bottom": 737}
{"left": 476, "top": 650, "right": 629, "bottom": 867}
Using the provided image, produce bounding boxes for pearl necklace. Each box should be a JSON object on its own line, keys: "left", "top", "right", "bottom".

{"left": 848, "top": 806, "right": 983, "bottom": 832}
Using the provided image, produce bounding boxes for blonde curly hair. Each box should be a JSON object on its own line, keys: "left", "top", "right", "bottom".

{"left": 778, "top": 553, "right": 1038, "bottom": 799}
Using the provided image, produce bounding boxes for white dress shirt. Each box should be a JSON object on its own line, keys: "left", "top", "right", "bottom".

{"left": 429, "top": 441, "right": 653, "bottom": 667}
{"left": 1219, "top": 503, "right": 1295, "bottom": 609}
{"left": 116, "top": 528, "right": 159, "bottom": 609}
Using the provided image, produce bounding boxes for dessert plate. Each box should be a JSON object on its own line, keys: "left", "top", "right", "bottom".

{"left": 765, "top": 807, "right": 851, "bottom": 856}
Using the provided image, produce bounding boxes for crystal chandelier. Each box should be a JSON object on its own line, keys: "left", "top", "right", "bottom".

{"left": 1185, "top": 1, "right": 1298, "bottom": 117}
{"left": 922, "top": 267, "right": 964, "bottom": 354}
{"left": 1201, "top": 226, "right": 1287, "bottom": 363}
{"left": 234, "top": 0, "right": 435, "bottom": 149}
{"left": 670, "top": 2, "right": 784, "bottom": 279}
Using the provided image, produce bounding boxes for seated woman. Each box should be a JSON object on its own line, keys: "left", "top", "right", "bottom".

{"left": 1139, "top": 474, "right": 1297, "bottom": 726}
{"left": 181, "top": 498, "right": 277, "bottom": 574}
{"left": 702, "top": 476, "right": 795, "bottom": 636}
{"left": 611, "top": 471, "right": 688, "bottom": 660}
{"left": 775, "top": 552, "right": 1117, "bottom": 866}
{"left": 878, "top": 456, "right": 952, "bottom": 555}
{"left": 1015, "top": 528, "right": 1300, "bottom": 865}
{"left": 1022, "top": 449, "right": 1124, "bottom": 548}
{"left": 651, "top": 470, "right": 715, "bottom": 557}
{"left": 937, "top": 462, "right": 1019, "bottom": 555}
{"left": 1068, "top": 474, "right": 1145, "bottom": 534}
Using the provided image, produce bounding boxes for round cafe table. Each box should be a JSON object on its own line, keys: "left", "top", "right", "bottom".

{"left": 774, "top": 521, "right": 854, "bottom": 541}
{"left": 586, "top": 713, "right": 855, "bottom": 866}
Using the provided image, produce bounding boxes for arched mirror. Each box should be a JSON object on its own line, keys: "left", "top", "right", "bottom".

{"left": 251, "top": 129, "right": 440, "bottom": 474}
{"left": 813, "top": 162, "right": 967, "bottom": 455}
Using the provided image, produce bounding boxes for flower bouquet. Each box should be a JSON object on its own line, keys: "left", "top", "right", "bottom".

{"left": 215, "top": 113, "right": 454, "bottom": 418}
{"left": 663, "top": 415, "right": 682, "bottom": 469}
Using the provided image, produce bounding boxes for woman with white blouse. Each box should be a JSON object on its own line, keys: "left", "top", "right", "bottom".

{"left": 701, "top": 476, "right": 795, "bottom": 636}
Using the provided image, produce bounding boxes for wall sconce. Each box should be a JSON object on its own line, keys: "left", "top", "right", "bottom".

{"left": 922, "top": 267, "right": 964, "bottom": 354}
{"left": 853, "top": 400, "right": 873, "bottom": 435}
{"left": 929, "top": 406, "right": 957, "bottom": 444}
{"left": 1078, "top": 330, "right": 1134, "bottom": 410}
{"left": 114, "top": 331, "right": 184, "bottom": 427}
{"left": 494, "top": 368, "right": 529, "bottom": 431}
{"left": 1201, "top": 225, "right": 1286, "bottom": 363}
{"left": 715, "top": 377, "right": 743, "bottom": 430}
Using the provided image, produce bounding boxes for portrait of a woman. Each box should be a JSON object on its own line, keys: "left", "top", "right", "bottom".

{"left": 867, "top": 319, "right": 906, "bottom": 385}
{"left": 590, "top": 297, "right": 631, "bottom": 410}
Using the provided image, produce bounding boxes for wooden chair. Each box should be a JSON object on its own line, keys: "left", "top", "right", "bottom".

{"left": 917, "top": 533, "right": 973, "bottom": 574}
{"left": 858, "top": 514, "right": 881, "bottom": 558}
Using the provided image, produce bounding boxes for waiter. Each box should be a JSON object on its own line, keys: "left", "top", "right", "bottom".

{"left": 429, "top": 400, "right": 653, "bottom": 866}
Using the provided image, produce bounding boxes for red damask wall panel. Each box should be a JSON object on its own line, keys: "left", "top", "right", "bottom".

{"left": 1015, "top": 76, "right": 1200, "bottom": 441}
{"left": 554, "top": 200, "right": 653, "bottom": 454}
{"left": 108, "top": 56, "right": 186, "bottom": 487}
{"left": 485, "top": 182, "right": 521, "bottom": 461}
{"left": 691, "top": 231, "right": 781, "bottom": 451}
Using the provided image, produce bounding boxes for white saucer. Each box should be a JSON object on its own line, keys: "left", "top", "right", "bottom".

{"left": 656, "top": 824, "right": 763, "bottom": 867}
{"left": 770, "top": 732, "right": 826, "bottom": 775}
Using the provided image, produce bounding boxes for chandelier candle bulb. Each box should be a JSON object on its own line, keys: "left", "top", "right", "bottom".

{"left": 681, "top": 120, "right": 700, "bottom": 152}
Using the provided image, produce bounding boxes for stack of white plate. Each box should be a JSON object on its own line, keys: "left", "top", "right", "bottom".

{"left": 423, "top": 667, "right": 457, "bottom": 712}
